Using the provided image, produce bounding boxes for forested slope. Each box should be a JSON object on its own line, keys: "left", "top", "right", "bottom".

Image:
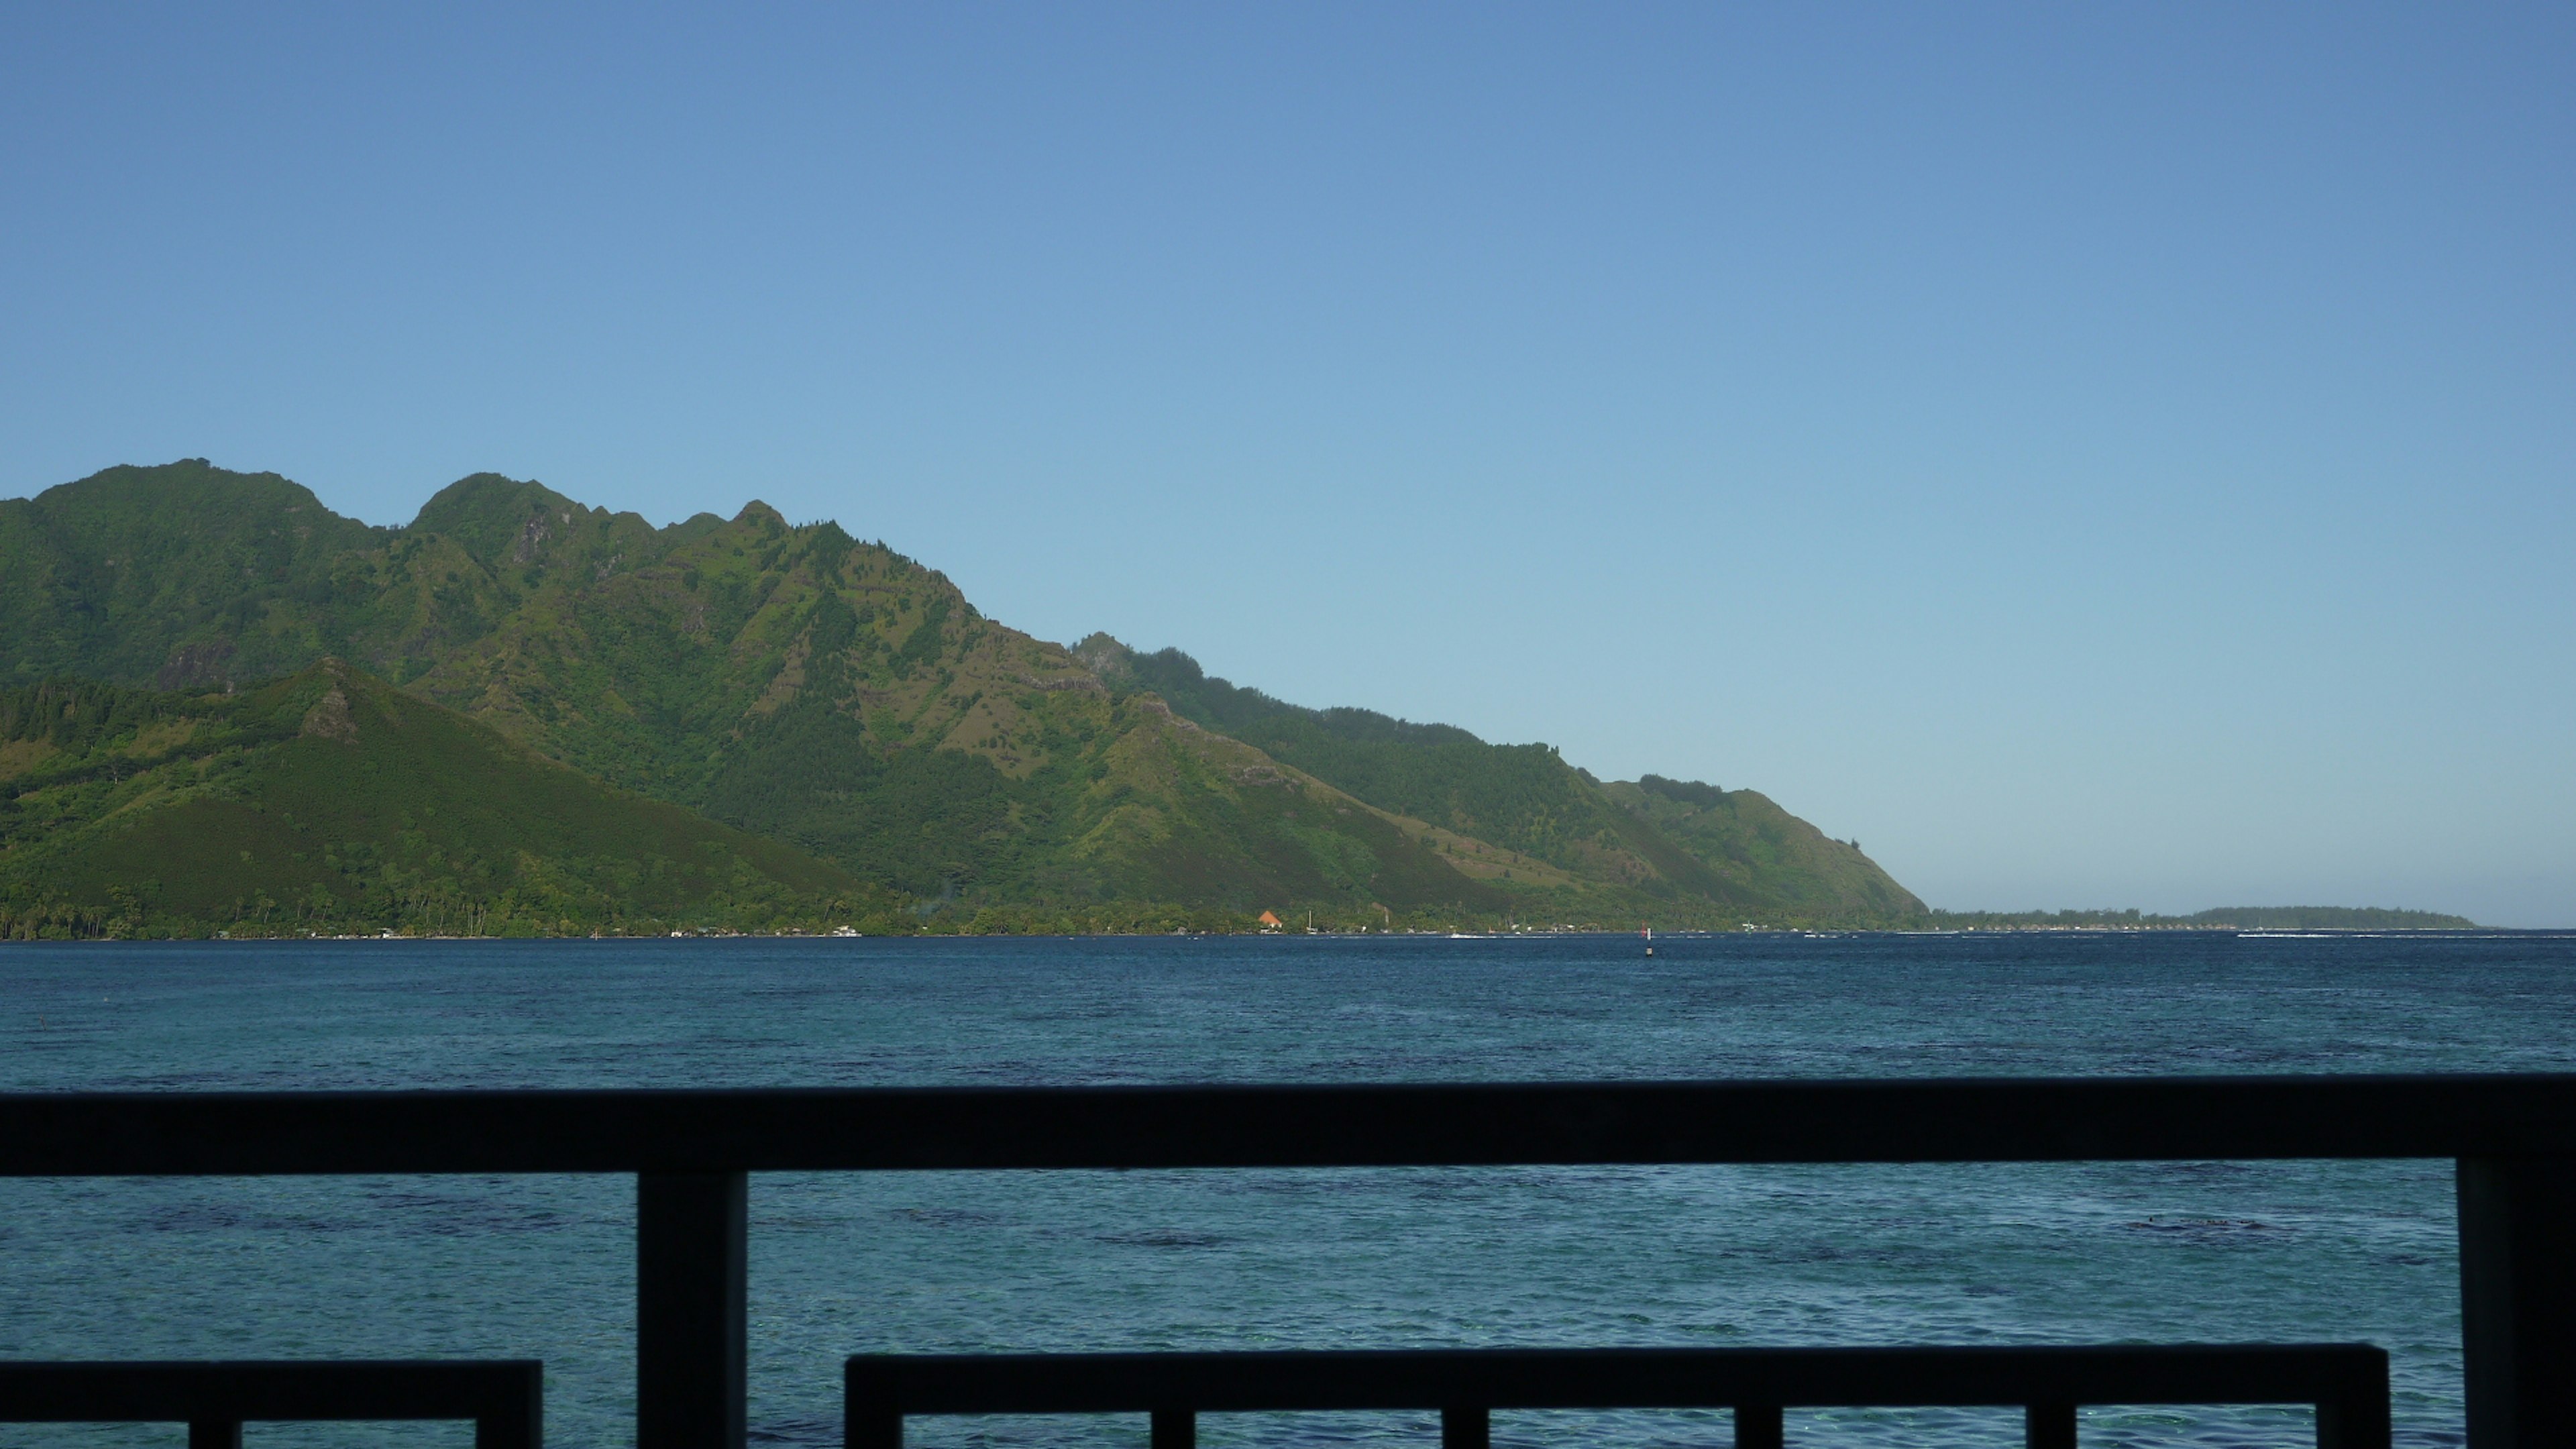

{"left": 0, "top": 661, "right": 873, "bottom": 938}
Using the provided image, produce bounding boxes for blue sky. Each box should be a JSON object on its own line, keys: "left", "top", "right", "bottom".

{"left": 5, "top": 4, "right": 2570, "bottom": 923}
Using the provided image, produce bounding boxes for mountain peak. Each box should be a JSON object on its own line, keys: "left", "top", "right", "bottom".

{"left": 408, "top": 474, "right": 586, "bottom": 562}
{"left": 1071, "top": 633, "right": 1136, "bottom": 681}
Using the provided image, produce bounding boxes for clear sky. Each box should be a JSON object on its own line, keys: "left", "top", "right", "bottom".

{"left": 5, "top": 5, "right": 2570, "bottom": 924}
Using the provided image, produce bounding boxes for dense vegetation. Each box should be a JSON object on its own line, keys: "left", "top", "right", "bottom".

{"left": 0, "top": 460, "right": 386, "bottom": 688}
{"left": 0, "top": 662, "right": 883, "bottom": 938}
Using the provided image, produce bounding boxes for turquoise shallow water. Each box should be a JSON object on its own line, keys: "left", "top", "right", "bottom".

{"left": 3, "top": 930, "right": 2573, "bottom": 1449}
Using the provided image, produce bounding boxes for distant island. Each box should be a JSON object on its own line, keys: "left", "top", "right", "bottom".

{"left": 0, "top": 461, "right": 2475, "bottom": 939}
{"left": 1919, "top": 906, "right": 2479, "bottom": 932}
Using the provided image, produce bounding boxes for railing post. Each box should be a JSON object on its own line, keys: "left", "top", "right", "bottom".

{"left": 2025, "top": 1402, "right": 2075, "bottom": 1449}
{"left": 639, "top": 1170, "right": 747, "bottom": 1449}
{"left": 188, "top": 1421, "right": 241, "bottom": 1449}
{"left": 844, "top": 1361, "right": 902, "bottom": 1449}
{"left": 2459, "top": 1157, "right": 2576, "bottom": 1448}
{"left": 477, "top": 1395, "right": 544, "bottom": 1449}
{"left": 2316, "top": 1343, "right": 2391, "bottom": 1449}
{"left": 1440, "top": 1405, "right": 1488, "bottom": 1449}
{"left": 1733, "top": 1403, "right": 1783, "bottom": 1449}
{"left": 1151, "top": 1407, "right": 1195, "bottom": 1449}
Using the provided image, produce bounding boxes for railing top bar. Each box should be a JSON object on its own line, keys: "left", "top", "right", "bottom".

{"left": 845, "top": 1344, "right": 2390, "bottom": 1413}
{"left": 0, "top": 1360, "right": 541, "bottom": 1420}
{"left": 3, "top": 1075, "right": 2574, "bottom": 1176}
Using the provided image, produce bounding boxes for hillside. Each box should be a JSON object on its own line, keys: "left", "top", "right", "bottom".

{"left": 1081, "top": 638, "right": 1923, "bottom": 918}
{"left": 0, "top": 661, "right": 877, "bottom": 938}
{"left": 1600, "top": 775, "right": 1923, "bottom": 917}
{"left": 374, "top": 480, "right": 1505, "bottom": 916}
{"left": 0, "top": 460, "right": 1928, "bottom": 929}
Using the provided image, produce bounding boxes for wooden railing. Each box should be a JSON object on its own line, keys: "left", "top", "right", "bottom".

{"left": 6, "top": 1074, "right": 2575, "bottom": 1446}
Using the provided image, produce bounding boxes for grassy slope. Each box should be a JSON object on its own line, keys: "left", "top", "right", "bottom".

{"left": 1085, "top": 637, "right": 1925, "bottom": 918}
{"left": 0, "top": 662, "right": 877, "bottom": 938}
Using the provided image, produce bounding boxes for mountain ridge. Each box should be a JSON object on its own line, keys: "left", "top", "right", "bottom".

{"left": 0, "top": 460, "right": 1948, "bottom": 932}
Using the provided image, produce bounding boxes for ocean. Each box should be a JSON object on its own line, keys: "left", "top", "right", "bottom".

{"left": 4, "top": 930, "right": 2571, "bottom": 1448}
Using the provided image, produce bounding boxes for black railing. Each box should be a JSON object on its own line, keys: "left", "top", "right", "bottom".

{"left": 5, "top": 1075, "right": 2575, "bottom": 1446}
{"left": 846, "top": 1345, "right": 2394, "bottom": 1449}
{"left": 0, "top": 1360, "right": 541, "bottom": 1449}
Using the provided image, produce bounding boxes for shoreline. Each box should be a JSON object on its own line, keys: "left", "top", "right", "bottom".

{"left": 9, "top": 924, "right": 2550, "bottom": 945}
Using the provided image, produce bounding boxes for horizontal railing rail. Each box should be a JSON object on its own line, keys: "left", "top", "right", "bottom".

{"left": 3, "top": 1075, "right": 2569, "bottom": 1447}
{"left": 847, "top": 1345, "right": 2394, "bottom": 1449}
{"left": 0, "top": 1360, "right": 542, "bottom": 1449}
{"left": 5, "top": 1074, "right": 2576, "bottom": 1173}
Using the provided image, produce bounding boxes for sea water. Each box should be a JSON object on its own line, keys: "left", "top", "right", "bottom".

{"left": 3, "top": 930, "right": 2572, "bottom": 1449}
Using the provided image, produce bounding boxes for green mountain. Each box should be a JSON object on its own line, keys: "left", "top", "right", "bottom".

{"left": 0, "top": 661, "right": 877, "bottom": 939}
{"left": 1, "top": 462, "right": 1519, "bottom": 925}
{"left": 0, "top": 460, "right": 1929, "bottom": 932}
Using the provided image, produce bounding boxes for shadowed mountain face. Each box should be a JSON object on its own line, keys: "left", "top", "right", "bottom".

{"left": 0, "top": 462, "right": 1924, "bottom": 928}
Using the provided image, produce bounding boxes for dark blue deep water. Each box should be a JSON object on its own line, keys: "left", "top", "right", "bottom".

{"left": 5, "top": 930, "right": 2573, "bottom": 1449}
